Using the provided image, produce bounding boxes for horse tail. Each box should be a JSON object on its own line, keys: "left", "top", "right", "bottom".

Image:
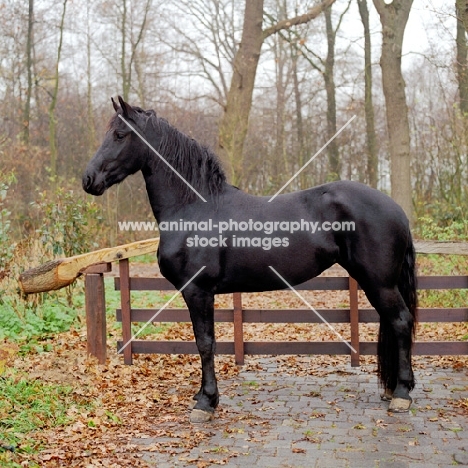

{"left": 377, "top": 229, "right": 418, "bottom": 392}
{"left": 398, "top": 231, "right": 418, "bottom": 332}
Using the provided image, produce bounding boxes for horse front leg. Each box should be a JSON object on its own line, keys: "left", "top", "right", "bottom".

{"left": 183, "top": 287, "right": 219, "bottom": 423}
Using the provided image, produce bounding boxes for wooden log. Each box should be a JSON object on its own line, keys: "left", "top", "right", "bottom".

{"left": 19, "top": 237, "right": 160, "bottom": 294}
{"left": 82, "top": 263, "right": 112, "bottom": 275}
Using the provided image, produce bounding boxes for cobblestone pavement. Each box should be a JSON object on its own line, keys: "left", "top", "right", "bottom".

{"left": 136, "top": 357, "right": 468, "bottom": 468}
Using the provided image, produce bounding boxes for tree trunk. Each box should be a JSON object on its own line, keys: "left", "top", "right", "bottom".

{"left": 121, "top": 0, "right": 129, "bottom": 100}
{"left": 217, "top": 0, "right": 264, "bottom": 186}
{"left": 373, "top": 0, "right": 414, "bottom": 226}
{"left": 457, "top": 0, "right": 468, "bottom": 29}
{"left": 217, "top": 0, "right": 336, "bottom": 186}
{"left": 119, "top": 0, "right": 151, "bottom": 102}
{"left": 48, "top": 0, "right": 68, "bottom": 187}
{"left": 357, "top": 0, "right": 378, "bottom": 188}
{"left": 22, "top": 0, "right": 34, "bottom": 144}
{"left": 292, "top": 47, "right": 306, "bottom": 189}
{"left": 135, "top": 54, "right": 147, "bottom": 108}
{"left": 455, "top": 0, "right": 468, "bottom": 201}
{"left": 324, "top": 5, "right": 339, "bottom": 181}
{"left": 273, "top": 3, "right": 289, "bottom": 188}
{"left": 456, "top": 0, "right": 468, "bottom": 114}
{"left": 129, "top": 0, "right": 151, "bottom": 106}
{"left": 86, "top": 0, "right": 96, "bottom": 155}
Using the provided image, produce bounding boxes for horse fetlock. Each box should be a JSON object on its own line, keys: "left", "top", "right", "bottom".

{"left": 191, "top": 394, "right": 217, "bottom": 422}
{"left": 205, "top": 391, "right": 219, "bottom": 409}
{"left": 192, "top": 388, "right": 219, "bottom": 409}
{"left": 393, "top": 379, "right": 414, "bottom": 398}
{"left": 199, "top": 380, "right": 218, "bottom": 403}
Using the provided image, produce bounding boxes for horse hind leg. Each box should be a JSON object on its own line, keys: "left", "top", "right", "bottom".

{"left": 364, "top": 285, "right": 415, "bottom": 412}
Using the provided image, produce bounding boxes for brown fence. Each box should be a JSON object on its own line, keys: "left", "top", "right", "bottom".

{"left": 83, "top": 258, "right": 468, "bottom": 367}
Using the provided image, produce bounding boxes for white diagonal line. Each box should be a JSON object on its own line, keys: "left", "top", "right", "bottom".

{"left": 268, "top": 266, "right": 357, "bottom": 354}
{"left": 118, "top": 115, "right": 207, "bottom": 202}
{"left": 118, "top": 265, "right": 206, "bottom": 355}
{"left": 268, "top": 115, "right": 357, "bottom": 202}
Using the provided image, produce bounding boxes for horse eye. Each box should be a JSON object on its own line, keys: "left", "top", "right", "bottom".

{"left": 115, "top": 132, "right": 126, "bottom": 141}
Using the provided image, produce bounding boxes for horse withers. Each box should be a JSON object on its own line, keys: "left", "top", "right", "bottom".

{"left": 83, "top": 96, "right": 417, "bottom": 423}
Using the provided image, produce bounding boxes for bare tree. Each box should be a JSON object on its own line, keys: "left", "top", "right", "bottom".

{"left": 48, "top": 0, "right": 67, "bottom": 186}
{"left": 456, "top": 0, "right": 468, "bottom": 115}
{"left": 457, "top": 1, "right": 468, "bottom": 32}
{"left": 323, "top": 2, "right": 352, "bottom": 181}
{"left": 372, "top": 0, "right": 414, "bottom": 225}
{"left": 265, "top": 1, "right": 351, "bottom": 184}
{"left": 22, "top": 0, "right": 34, "bottom": 144}
{"left": 217, "top": 0, "right": 336, "bottom": 186}
{"left": 357, "top": 0, "right": 378, "bottom": 188}
{"left": 454, "top": 0, "right": 468, "bottom": 206}
{"left": 162, "top": 0, "right": 240, "bottom": 107}
{"left": 290, "top": 39, "right": 306, "bottom": 189}
{"left": 120, "top": 0, "right": 152, "bottom": 101}
{"left": 86, "top": 0, "right": 96, "bottom": 155}
{"left": 269, "top": 0, "right": 294, "bottom": 187}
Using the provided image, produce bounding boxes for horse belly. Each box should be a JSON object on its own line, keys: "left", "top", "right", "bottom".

{"left": 215, "top": 238, "right": 334, "bottom": 294}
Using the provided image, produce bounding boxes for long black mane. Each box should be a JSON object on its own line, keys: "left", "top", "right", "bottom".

{"left": 108, "top": 108, "right": 227, "bottom": 204}
{"left": 150, "top": 113, "right": 227, "bottom": 203}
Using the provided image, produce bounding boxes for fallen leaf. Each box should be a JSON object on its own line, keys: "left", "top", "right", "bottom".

{"left": 292, "top": 447, "right": 306, "bottom": 454}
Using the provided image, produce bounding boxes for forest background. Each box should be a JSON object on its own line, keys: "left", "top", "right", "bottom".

{"left": 1, "top": 0, "right": 468, "bottom": 252}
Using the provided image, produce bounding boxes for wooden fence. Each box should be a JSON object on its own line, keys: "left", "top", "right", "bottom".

{"left": 83, "top": 255, "right": 468, "bottom": 367}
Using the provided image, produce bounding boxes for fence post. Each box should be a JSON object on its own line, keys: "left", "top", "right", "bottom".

{"left": 349, "top": 277, "right": 360, "bottom": 367}
{"left": 233, "top": 292, "right": 245, "bottom": 365}
{"left": 119, "top": 258, "right": 133, "bottom": 365}
{"left": 84, "top": 262, "right": 111, "bottom": 364}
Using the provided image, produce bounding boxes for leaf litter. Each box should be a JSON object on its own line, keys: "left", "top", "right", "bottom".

{"left": 4, "top": 264, "right": 468, "bottom": 466}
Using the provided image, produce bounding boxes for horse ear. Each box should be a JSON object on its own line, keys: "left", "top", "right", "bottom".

{"left": 118, "top": 95, "right": 134, "bottom": 119}
{"left": 111, "top": 97, "right": 120, "bottom": 112}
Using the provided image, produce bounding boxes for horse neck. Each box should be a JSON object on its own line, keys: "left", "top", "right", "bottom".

{"left": 140, "top": 120, "right": 228, "bottom": 222}
{"left": 140, "top": 167, "right": 174, "bottom": 223}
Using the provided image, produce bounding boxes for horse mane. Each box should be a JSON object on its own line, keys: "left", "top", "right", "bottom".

{"left": 149, "top": 113, "right": 227, "bottom": 204}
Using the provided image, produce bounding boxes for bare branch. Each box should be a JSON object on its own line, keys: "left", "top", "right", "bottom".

{"left": 262, "top": 0, "right": 336, "bottom": 39}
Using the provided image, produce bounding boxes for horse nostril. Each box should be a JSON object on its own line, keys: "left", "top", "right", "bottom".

{"left": 83, "top": 174, "right": 93, "bottom": 190}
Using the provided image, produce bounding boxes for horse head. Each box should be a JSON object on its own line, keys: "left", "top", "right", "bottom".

{"left": 82, "top": 96, "right": 152, "bottom": 196}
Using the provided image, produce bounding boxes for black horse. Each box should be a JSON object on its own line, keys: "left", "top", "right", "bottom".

{"left": 83, "top": 97, "right": 417, "bottom": 423}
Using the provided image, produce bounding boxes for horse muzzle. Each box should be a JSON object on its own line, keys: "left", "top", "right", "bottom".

{"left": 82, "top": 172, "right": 106, "bottom": 196}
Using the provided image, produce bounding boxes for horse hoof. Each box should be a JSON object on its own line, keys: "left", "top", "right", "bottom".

{"left": 190, "top": 409, "right": 214, "bottom": 423}
{"left": 380, "top": 389, "right": 393, "bottom": 401}
{"left": 388, "top": 397, "right": 412, "bottom": 413}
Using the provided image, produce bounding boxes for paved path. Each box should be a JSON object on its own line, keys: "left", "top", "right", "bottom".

{"left": 136, "top": 357, "right": 468, "bottom": 467}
